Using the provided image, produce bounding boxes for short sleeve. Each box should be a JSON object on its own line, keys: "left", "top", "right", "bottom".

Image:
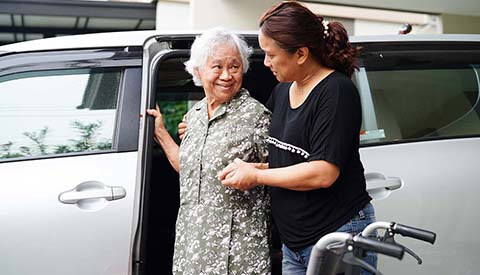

{"left": 179, "top": 100, "right": 203, "bottom": 146}
{"left": 265, "top": 86, "right": 276, "bottom": 112}
{"left": 307, "top": 80, "right": 361, "bottom": 172}
{"left": 253, "top": 109, "right": 271, "bottom": 163}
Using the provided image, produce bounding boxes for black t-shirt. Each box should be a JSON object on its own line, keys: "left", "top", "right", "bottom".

{"left": 266, "top": 71, "right": 371, "bottom": 250}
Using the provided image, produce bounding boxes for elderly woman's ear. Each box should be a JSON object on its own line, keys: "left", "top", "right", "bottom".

{"left": 193, "top": 67, "right": 202, "bottom": 83}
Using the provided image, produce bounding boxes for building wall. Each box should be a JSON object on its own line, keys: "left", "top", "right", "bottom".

{"left": 442, "top": 13, "right": 480, "bottom": 34}
{"left": 190, "top": 0, "right": 277, "bottom": 30}
{"left": 156, "top": 0, "right": 191, "bottom": 30}
{"left": 302, "top": 2, "right": 441, "bottom": 35}
{"left": 156, "top": 0, "right": 479, "bottom": 36}
{"left": 354, "top": 18, "right": 442, "bottom": 35}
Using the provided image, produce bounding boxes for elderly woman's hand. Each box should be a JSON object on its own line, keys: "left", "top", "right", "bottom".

{"left": 146, "top": 104, "right": 168, "bottom": 141}
{"left": 178, "top": 118, "right": 187, "bottom": 140}
{"left": 219, "top": 158, "right": 259, "bottom": 191}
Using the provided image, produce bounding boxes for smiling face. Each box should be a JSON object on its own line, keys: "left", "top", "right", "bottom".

{"left": 259, "top": 30, "right": 298, "bottom": 82}
{"left": 196, "top": 43, "right": 243, "bottom": 106}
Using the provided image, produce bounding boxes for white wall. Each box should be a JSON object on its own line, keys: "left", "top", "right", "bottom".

{"left": 155, "top": 0, "right": 443, "bottom": 35}
{"left": 190, "top": 0, "right": 278, "bottom": 30}
{"left": 354, "top": 19, "right": 441, "bottom": 35}
{"left": 303, "top": 2, "right": 441, "bottom": 35}
{"left": 442, "top": 13, "right": 480, "bottom": 34}
{"left": 156, "top": 1, "right": 191, "bottom": 30}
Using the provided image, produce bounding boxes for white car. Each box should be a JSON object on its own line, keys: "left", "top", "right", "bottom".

{"left": 0, "top": 31, "right": 478, "bottom": 275}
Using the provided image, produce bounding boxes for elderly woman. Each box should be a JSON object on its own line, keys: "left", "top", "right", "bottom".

{"left": 147, "top": 27, "right": 271, "bottom": 275}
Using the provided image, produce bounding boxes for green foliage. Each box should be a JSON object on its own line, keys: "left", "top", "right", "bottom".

{"left": 54, "top": 145, "right": 75, "bottom": 154}
{"left": 0, "top": 121, "right": 112, "bottom": 159}
{"left": 1, "top": 101, "right": 188, "bottom": 160}
{"left": 70, "top": 121, "right": 103, "bottom": 151}
{"left": 0, "top": 142, "right": 23, "bottom": 159}
{"left": 23, "top": 127, "right": 49, "bottom": 155}
{"left": 158, "top": 101, "right": 188, "bottom": 140}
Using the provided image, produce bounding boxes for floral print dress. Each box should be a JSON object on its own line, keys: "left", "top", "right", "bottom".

{"left": 173, "top": 89, "right": 271, "bottom": 275}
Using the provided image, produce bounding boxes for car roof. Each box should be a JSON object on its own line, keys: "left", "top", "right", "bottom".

{"left": 350, "top": 34, "right": 480, "bottom": 43}
{"left": 0, "top": 30, "right": 195, "bottom": 53}
{"left": 0, "top": 30, "right": 261, "bottom": 54}
{"left": 1, "top": 31, "right": 479, "bottom": 54}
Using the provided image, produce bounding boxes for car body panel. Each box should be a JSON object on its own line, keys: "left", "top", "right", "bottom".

{"left": 354, "top": 37, "right": 480, "bottom": 274}
{"left": 0, "top": 43, "right": 143, "bottom": 275}
{"left": 0, "top": 152, "right": 137, "bottom": 274}
{"left": 361, "top": 138, "right": 480, "bottom": 274}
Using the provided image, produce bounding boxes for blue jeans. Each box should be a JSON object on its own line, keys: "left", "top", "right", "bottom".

{"left": 282, "top": 203, "right": 377, "bottom": 275}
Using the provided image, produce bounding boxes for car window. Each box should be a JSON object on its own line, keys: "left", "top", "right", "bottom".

{"left": 355, "top": 46, "right": 480, "bottom": 145}
{"left": 0, "top": 68, "right": 122, "bottom": 160}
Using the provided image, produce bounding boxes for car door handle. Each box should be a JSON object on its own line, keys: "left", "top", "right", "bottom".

{"left": 58, "top": 181, "right": 126, "bottom": 204}
{"left": 365, "top": 172, "right": 403, "bottom": 200}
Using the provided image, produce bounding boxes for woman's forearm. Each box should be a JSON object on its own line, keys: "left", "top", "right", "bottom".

{"left": 155, "top": 128, "right": 180, "bottom": 172}
{"left": 253, "top": 162, "right": 269, "bottom": 169}
{"left": 256, "top": 160, "right": 339, "bottom": 191}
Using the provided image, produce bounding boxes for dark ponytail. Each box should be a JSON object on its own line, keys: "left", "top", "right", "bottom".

{"left": 259, "top": 1, "right": 360, "bottom": 77}
{"left": 320, "top": 20, "right": 360, "bottom": 77}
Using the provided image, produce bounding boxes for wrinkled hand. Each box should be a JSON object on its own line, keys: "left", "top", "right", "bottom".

{"left": 146, "top": 104, "right": 167, "bottom": 139}
{"left": 218, "top": 158, "right": 258, "bottom": 191}
{"left": 178, "top": 118, "right": 187, "bottom": 140}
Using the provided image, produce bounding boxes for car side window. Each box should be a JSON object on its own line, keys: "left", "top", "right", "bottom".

{"left": 355, "top": 46, "right": 480, "bottom": 145}
{"left": 0, "top": 68, "right": 122, "bottom": 160}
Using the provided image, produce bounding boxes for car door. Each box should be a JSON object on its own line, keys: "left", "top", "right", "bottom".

{"left": 354, "top": 37, "right": 480, "bottom": 274}
{"left": 0, "top": 47, "right": 143, "bottom": 275}
{"left": 138, "top": 33, "right": 281, "bottom": 275}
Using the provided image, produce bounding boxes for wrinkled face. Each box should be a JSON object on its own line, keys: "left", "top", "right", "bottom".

{"left": 259, "top": 30, "right": 297, "bottom": 82}
{"left": 196, "top": 44, "right": 243, "bottom": 104}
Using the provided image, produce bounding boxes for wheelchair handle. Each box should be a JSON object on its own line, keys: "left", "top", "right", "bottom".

{"left": 361, "top": 221, "right": 436, "bottom": 244}
{"left": 361, "top": 221, "right": 391, "bottom": 237}
{"left": 307, "top": 232, "right": 352, "bottom": 275}
{"left": 306, "top": 232, "right": 405, "bottom": 275}
{"left": 393, "top": 223, "right": 436, "bottom": 244}
{"left": 352, "top": 235, "right": 404, "bottom": 260}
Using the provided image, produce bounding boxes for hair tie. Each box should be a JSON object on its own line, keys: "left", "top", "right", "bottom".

{"left": 322, "top": 20, "right": 330, "bottom": 38}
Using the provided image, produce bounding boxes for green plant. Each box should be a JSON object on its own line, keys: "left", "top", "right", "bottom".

{"left": 0, "top": 141, "right": 23, "bottom": 159}
{"left": 158, "top": 101, "right": 188, "bottom": 141}
{"left": 23, "top": 126, "right": 49, "bottom": 155}
{"left": 0, "top": 120, "right": 112, "bottom": 160}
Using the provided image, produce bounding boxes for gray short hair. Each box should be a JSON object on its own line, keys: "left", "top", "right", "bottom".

{"left": 185, "top": 27, "right": 253, "bottom": 86}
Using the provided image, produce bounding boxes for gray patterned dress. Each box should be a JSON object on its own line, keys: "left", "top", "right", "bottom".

{"left": 173, "top": 88, "right": 271, "bottom": 275}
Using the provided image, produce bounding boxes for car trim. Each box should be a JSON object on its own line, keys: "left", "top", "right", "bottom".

{"left": 115, "top": 67, "right": 142, "bottom": 152}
